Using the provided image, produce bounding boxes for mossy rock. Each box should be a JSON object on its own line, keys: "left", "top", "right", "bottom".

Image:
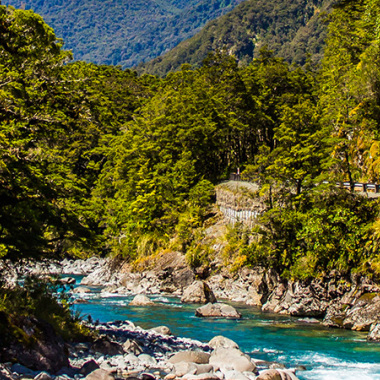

{"left": 331, "top": 317, "right": 344, "bottom": 327}
{"left": 358, "top": 292, "right": 378, "bottom": 303}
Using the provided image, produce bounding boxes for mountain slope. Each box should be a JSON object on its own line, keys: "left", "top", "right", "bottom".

{"left": 137, "top": 0, "right": 334, "bottom": 76}
{"left": 3, "top": 0, "right": 245, "bottom": 67}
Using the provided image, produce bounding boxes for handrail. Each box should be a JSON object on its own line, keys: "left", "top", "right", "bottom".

{"left": 228, "top": 175, "right": 380, "bottom": 193}
{"left": 229, "top": 173, "right": 241, "bottom": 181}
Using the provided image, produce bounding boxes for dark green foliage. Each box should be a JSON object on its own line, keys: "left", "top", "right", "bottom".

{"left": 243, "top": 189, "right": 379, "bottom": 279}
{"left": 2, "top": 0, "right": 380, "bottom": 284}
{"left": 0, "top": 276, "right": 92, "bottom": 344}
{"left": 0, "top": 6, "right": 153, "bottom": 260}
{"left": 138, "top": 0, "right": 334, "bottom": 76}
{"left": 3, "top": 0, "right": 245, "bottom": 67}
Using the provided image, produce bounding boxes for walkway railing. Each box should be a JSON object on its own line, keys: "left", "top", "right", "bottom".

{"left": 228, "top": 174, "right": 380, "bottom": 194}
{"left": 337, "top": 182, "right": 380, "bottom": 193}
{"left": 229, "top": 173, "right": 241, "bottom": 181}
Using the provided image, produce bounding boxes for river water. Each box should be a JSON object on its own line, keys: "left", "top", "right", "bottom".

{"left": 69, "top": 278, "right": 380, "bottom": 380}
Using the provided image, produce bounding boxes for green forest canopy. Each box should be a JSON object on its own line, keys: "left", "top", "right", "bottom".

{"left": 3, "top": 0, "right": 245, "bottom": 67}
{"left": 137, "top": 0, "right": 334, "bottom": 76}
{"left": 1, "top": 0, "right": 380, "bottom": 280}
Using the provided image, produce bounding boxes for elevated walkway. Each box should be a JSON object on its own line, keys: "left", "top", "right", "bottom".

{"left": 217, "top": 177, "right": 380, "bottom": 226}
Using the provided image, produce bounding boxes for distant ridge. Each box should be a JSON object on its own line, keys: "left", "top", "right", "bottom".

{"left": 137, "top": 0, "right": 335, "bottom": 76}
{"left": 3, "top": 0, "right": 245, "bottom": 67}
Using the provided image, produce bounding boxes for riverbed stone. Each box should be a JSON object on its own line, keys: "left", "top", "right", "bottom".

{"left": 0, "top": 364, "right": 14, "bottom": 380}
{"left": 110, "top": 355, "right": 127, "bottom": 368}
{"left": 91, "top": 337, "right": 124, "bottom": 356}
{"left": 150, "top": 326, "right": 172, "bottom": 335}
{"left": 278, "top": 370, "right": 299, "bottom": 380}
{"left": 343, "top": 295, "right": 380, "bottom": 331}
{"left": 81, "top": 264, "right": 115, "bottom": 286}
{"left": 153, "top": 251, "right": 195, "bottom": 293}
{"left": 11, "top": 364, "right": 36, "bottom": 377}
{"left": 223, "top": 370, "right": 250, "bottom": 380}
{"left": 79, "top": 360, "right": 100, "bottom": 376}
{"left": 181, "top": 281, "right": 217, "bottom": 304}
{"left": 129, "top": 294, "right": 155, "bottom": 306}
{"left": 85, "top": 369, "right": 114, "bottom": 380}
{"left": 208, "top": 336, "right": 239, "bottom": 350}
{"left": 195, "top": 364, "right": 214, "bottom": 375}
{"left": 34, "top": 371, "right": 53, "bottom": 380}
{"left": 210, "top": 348, "right": 256, "bottom": 373}
{"left": 257, "top": 369, "right": 299, "bottom": 380}
{"left": 183, "top": 375, "right": 220, "bottom": 380}
{"left": 73, "top": 286, "right": 92, "bottom": 294}
{"left": 168, "top": 351, "right": 211, "bottom": 364}
{"left": 173, "top": 362, "right": 197, "bottom": 377}
{"left": 123, "top": 339, "right": 143, "bottom": 355}
{"left": 138, "top": 354, "right": 157, "bottom": 366}
{"left": 195, "top": 303, "right": 241, "bottom": 319}
{"left": 124, "top": 353, "right": 140, "bottom": 365}
{"left": 367, "top": 322, "right": 380, "bottom": 341}
{"left": 256, "top": 370, "right": 282, "bottom": 380}
{"left": 59, "top": 277, "right": 76, "bottom": 285}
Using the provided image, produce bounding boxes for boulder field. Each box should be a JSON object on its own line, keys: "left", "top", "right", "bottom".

{"left": 1, "top": 320, "right": 301, "bottom": 380}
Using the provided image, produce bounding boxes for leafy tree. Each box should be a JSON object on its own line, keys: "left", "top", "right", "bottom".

{"left": 319, "top": 0, "right": 380, "bottom": 186}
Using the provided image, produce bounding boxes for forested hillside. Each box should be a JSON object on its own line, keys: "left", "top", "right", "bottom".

{"left": 1, "top": 0, "right": 380, "bottom": 281}
{"left": 3, "top": 0, "right": 245, "bottom": 67}
{"left": 138, "top": 0, "right": 334, "bottom": 76}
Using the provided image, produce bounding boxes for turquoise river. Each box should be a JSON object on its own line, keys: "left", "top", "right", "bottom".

{"left": 69, "top": 278, "right": 380, "bottom": 380}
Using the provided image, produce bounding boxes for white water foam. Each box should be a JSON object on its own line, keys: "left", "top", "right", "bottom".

{"left": 263, "top": 348, "right": 284, "bottom": 354}
{"left": 99, "top": 292, "right": 130, "bottom": 298}
{"left": 154, "top": 296, "right": 170, "bottom": 303}
{"left": 294, "top": 352, "right": 380, "bottom": 380}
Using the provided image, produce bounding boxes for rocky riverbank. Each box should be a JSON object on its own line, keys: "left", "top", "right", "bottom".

{"left": 2, "top": 319, "right": 300, "bottom": 380}
{"left": 5, "top": 254, "right": 380, "bottom": 340}
{"left": 3, "top": 255, "right": 380, "bottom": 379}
{"left": 66, "top": 255, "right": 380, "bottom": 341}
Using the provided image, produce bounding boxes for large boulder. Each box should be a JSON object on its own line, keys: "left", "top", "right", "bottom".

{"left": 172, "top": 362, "right": 197, "bottom": 377}
{"left": 129, "top": 294, "right": 155, "bottom": 306}
{"left": 150, "top": 325, "right": 172, "bottom": 335}
{"left": 182, "top": 375, "right": 219, "bottom": 380}
{"left": 59, "top": 277, "right": 76, "bottom": 285}
{"left": 81, "top": 265, "right": 115, "bottom": 286}
{"left": 85, "top": 369, "right": 114, "bottom": 380}
{"left": 168, "top": 350, "right": 211, "bottom": 364}
{"left": 73, "top": 286, "right": 91, "bottom": 294}
{"left": 257, "top": 369, "right": 299, "bottom": 380}
{"left": 181, "top": 281, "right": 216, "bottom": 304}
{"left": 208, "top": 336, "right": 239, "bottom": 350}
{"left": 123, "top": 339, "right": 143, "bottom": 355}
{"left": 342, "top": 295, "right": 380, "bottom": 331}
{"left": 367, "top": 322, "right": 380, "bottom": 341}
{"left": 223, "top": 370, "right": 250, "bottom": 380}
{"left": 79, "top": 360, "right": 100, "bottom": 376}
{"left": 324, "top": 292, "right": 380, "bottom": 331}
{"left": 195, "top": 303, "right": 241, "bottom": 319}
{"left": 256, "top": 370, "right": 282, "bottom": 380}
{"left": 34, "top": 372, "right": 53, "bottom": 380}
{"left": 209, "top": 347, "right": 256, "bottom": 373}
{"left": 91, "top": 337, "right": 124, "bottom": 356}
{"left": 153, "top": 251, "right": 195, "bottom": 293}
